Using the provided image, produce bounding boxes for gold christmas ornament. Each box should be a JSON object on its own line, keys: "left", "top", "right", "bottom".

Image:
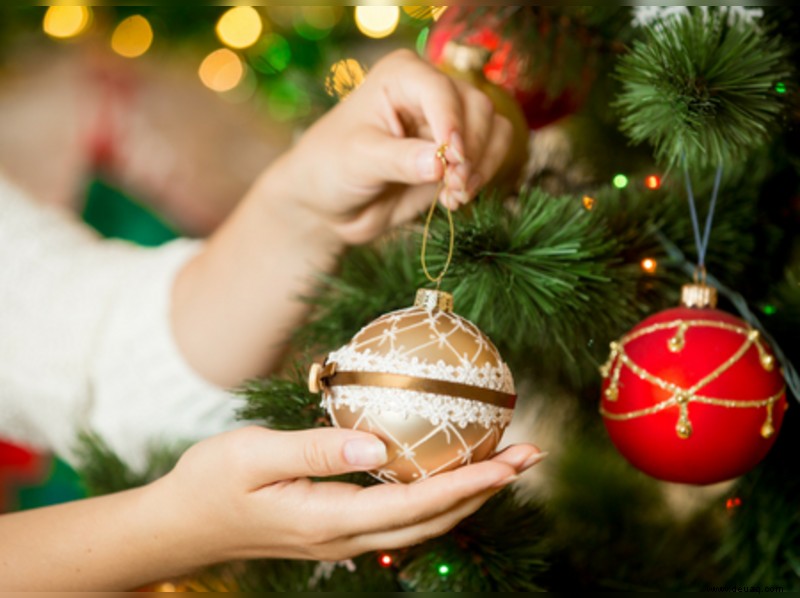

{"left": 309, "top": 289, "right": 516, "bottom": 483}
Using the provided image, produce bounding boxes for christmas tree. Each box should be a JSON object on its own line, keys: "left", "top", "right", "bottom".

{"left": 10, "top": 6, "right": 799, "bottom": 592}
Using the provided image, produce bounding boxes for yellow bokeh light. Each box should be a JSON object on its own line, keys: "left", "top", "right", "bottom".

{"left": 325, "top": 58, "right": 367, "bottom": 100}
{"left": 216, "top": 6, "right": 263, "bottom": 50}
{"left": 198, "top": 48, "right": 244, "bottom": 93}
{"left": 354, "top": 6, "right": 400, "bottom": 39}
{"left": 641, "top": 258, "right": 658, "bottom": 274}
{"left": 111, "top": 15, "right": 153, "bottom": 59}
{"left": 43, "top": 6, "right": 91, "bottom": 39}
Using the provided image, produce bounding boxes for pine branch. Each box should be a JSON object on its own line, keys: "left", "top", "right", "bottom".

{"left": 616, "top": 9, "right": 791, "bottom": 170}
{"left": 399, "top": 489, "right": 549, "bottom": 592}
{"left": 235, "top": 367, "right": 327, "bottom": 431}
{"left": 74, "top": 432, "right": 184, "bottom": 496}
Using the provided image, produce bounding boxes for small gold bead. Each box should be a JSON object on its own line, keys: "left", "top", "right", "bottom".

{"left": 667, "top": 336, "right": 685, "bottom": 353}
{"left": 676, "top": 421, "right": 693, "bottom": 439}
{"left": 761, "top": 354, "right": 775, "bottom": 372}
{"left": 605, "top": 386, "right": 619, "bottom": 401}
{"left": 761, "top": 421, "right": 775, "bottom": 439}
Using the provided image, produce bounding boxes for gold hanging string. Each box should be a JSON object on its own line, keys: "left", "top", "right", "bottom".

{"left": 420, "top": 144, "right": 455, "bottom": 290}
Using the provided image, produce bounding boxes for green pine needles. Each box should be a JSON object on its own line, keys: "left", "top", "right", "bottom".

{"left": 616, "top": 9, "right": 791, "bottom": 169}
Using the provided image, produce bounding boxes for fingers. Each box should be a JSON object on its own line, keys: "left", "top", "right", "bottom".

{"left": 380, "top": 50, "right": 465, "bottom": 150}
{"left": 346, "top": 486, "right": 500, "bottom": 555}
{"left": 473, "top": 114, "right": 513, "bottom": 190}
{"left": 329, "top": 444, "right": 546, "bottom": 556}
{"left": 359, "top": 128, "right": 445, "bottom": 187}
{"left": 324, "top": 459, "right": 516, "bottom": 538}
{"left": 231, "top": 426, "right": 388, "bottom": 487}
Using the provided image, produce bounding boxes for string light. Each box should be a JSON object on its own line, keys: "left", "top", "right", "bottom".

{"left": 775, "top": 82, "right": 787, "bottom": 94}
{"left": 582, "top": 195, "right": 596, "bottom": 211}
{"left": 726, "top": 497, "right": 742, "bottom": 510}
{"left": 763, "top": 305, "right": 777, "bottom": 316}
{"left": 111, "top": 15, "right": 153, "bottom": 58}
{"left": 43, "top": 6, "right": 91, "bottom": 39}
{"left": 355, "top": 6, "right": 400, "bottom": 39}
{"left": 641, "top": 258, "right": 658, "bottom": 274}
{"left": 378, "top": 553, "right": 393, "bottom": 568}
{"left": 325, "top": 58, "right": 366, "bottom": 100}
{"left": 612, "top": 174, "right": 629, "bottom": 189}
{"left": 437, "top": 563, "right": 451, "bottom": 576}
{"left": 216, "top": 7, "right": 263, "bottom": 50}
{"left": 198, "top": 48, "right": 244, "bottom": 93}
{"left": 645, "top": 174, "right": 662, "bottom": 190}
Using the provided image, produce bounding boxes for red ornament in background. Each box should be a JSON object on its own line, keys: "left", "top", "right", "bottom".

{"left": 427, "top": 6, "right": 596, "bottom": 130}
{"left": 600, "top": 284, "right": 787, "bottom": 485}
{"left": 0, "top": 439, "right": 47, "bottom": 512}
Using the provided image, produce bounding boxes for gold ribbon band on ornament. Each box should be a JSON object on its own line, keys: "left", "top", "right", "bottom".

{"left": 309, "top": 363, "right": 516, "bottom": 410}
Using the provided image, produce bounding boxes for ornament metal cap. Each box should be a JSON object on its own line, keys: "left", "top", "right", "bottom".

{"left": 415, "top": 288, "right": 454, "bottom": 312}
{"left": 443, "top": 41, "right": 490, "bottom": 73}
{"left": 681, "top": 283, "right": 718, "bottom": 309}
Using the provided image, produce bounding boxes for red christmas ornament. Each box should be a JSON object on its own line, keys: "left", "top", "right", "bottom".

{"left": 600, "top": 284, "right": 787, "bottom": 485}
{"left": 427, "top": 6, "right": 596, "bottom": 130}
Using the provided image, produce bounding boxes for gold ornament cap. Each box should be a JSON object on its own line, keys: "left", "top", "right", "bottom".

{"left": 681, "top": 283, "right": 718, "bottom": 309}
{"left": 443, "top": 41, "right": 490, "bottom": 73}
{"left": 415, "top": 288, "right": 454, "bottom": 312}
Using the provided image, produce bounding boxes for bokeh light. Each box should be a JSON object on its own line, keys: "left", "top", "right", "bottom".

{"left": 775, "top": 82, "right": 787, "bottom": 94}
{"left": 582, "top": 195, "right": 596, "bottom": 211}
{"left": 378, "top": 553, "right": 393, "bottom": 568}
{"left": 111, "top": 15, "right": 154, "bottom": 59}
{"left": 437, "top": 563, "right": 451, "bottom": 576}
{"left": 612, "top": 174, "right": 629, "bottom": 189}
{"left": 216, "top": 7, "right": 263, "bottom": 50}
{"left": 645, "top": 174, "right": 662, "bottom": 190}
{"left": 640, "top": 258, "right": 658, "bottom": 274}
{"left": 250, "top": 33, "right": 291, "bottom": 75}
{"left": 199, "top": 48, "right": 244, "bottom": 93}
{"left": 43, "top": 6, "right": 91, "bottom": 39}
{"left": 416, "top": 26, "right": 430, "bottom": 56}
{"left": 355, "top": 6, "right": 400, "bottom": 39}
{"left": 325, "top": 58, "right": 366, "bottom": 100}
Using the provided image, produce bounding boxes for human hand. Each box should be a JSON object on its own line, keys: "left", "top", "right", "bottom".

{"left": 263, "top": 49, "right": 514, "bottom": 245}
{"left": 156, "top": 425, "right": 543, "bottom": 564}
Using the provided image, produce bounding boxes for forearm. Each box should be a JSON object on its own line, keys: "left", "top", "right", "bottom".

{"left": 172, "top": 153, "right": 344, "bottom": 388}
{"left": 0, "top": 480, "right": 209, "bottom": 591}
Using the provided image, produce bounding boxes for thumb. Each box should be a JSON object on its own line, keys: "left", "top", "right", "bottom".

{"left": 254, "top": 427, "right": 388, "bottom": 482}
{"left": 361, "top": 128, "right": 444, "bottom": 186}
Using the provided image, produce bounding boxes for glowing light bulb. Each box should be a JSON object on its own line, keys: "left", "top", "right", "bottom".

{"left": 355, "top": 6, "right": 400, "bottom": 39}
{"left": 111, "top": 15, "right": 153, "bottom": 58}
{"left": 582, "top": 196, "right": 596, "bottom": 211}
{"left": 216, "top": 6, "right": 263, "bottom": 50}
{"left": 438, "top": 564, "right": 451, "bottom": 576}
{"left": 763, "top": 305, "right": 777, "bottom": 316}
{"left": 645, "top": 174, "right": 662, "bottom": 190}
{"left": 726, "top": 497, "right": 742, "bottom": 510}
{"left": 43, "top": 6, "right": 91, "bottom": 39}
{"left": 775, "top": 82, "right": 787, "bottom": 94}
{"left": 612, "top": 174, "right": 629, "bottom": 189}
{"left": 198, "top": 48, "right": 244, "bottom": 93}
{"left": 641, "top": 258, "right": 657, "bottom": 274}
{"left": 378, "top": 553, "right": 393, "bottom": 567}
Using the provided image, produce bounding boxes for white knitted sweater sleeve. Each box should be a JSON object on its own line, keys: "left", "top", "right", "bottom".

{"left": 0, "top": 176, "right": 244, "bottom": 472}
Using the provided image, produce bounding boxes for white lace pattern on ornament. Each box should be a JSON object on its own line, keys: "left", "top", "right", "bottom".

{"left": 326, "top": 345, "right": 515, "bottom": 394}
{"left": 323, "top": 386, "right": 513, "bottom": 429}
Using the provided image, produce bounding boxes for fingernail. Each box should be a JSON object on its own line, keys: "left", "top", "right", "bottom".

{"left": 452, "top": 162, "right": 470, "bottom": 190}
{"left": 343, "top": 438, "right": 388, "bottom": 467}
{"left": 451, "top": 189, "right": 469, "bottom": 205}
{"left": 467, "top": 173, "right": 483, "bottom": 196}
{"left": 416, "top": 148, "right": 437, "bottom": 180}
{"left": 491, "top": 474, "right": 519, "bottom": 489}
{"left": 449, "top": 132, "right": 466, "bottom": 164}
{"left": 520, "top": 451, "right": 549, "bottom": 472}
